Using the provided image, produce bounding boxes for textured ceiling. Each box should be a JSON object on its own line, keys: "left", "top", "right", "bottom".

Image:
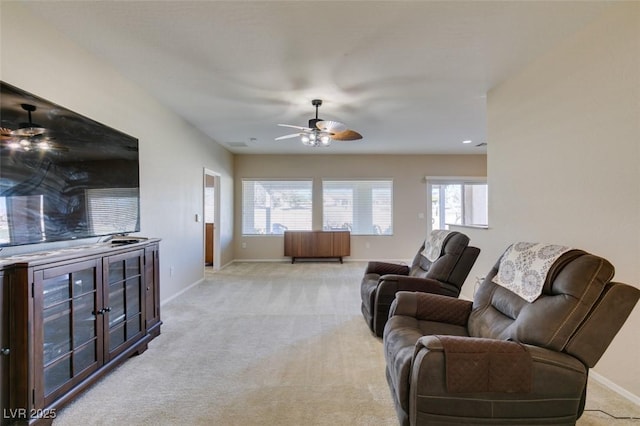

{"left": 23, "top": 1, "right": 611, "bottom": 154}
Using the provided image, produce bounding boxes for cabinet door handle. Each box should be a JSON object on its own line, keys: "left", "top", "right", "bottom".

{"left": 93, "top": 307, "right": 112, "bottom": 315}
{"left": 0, "top": 348, "right": 10, "bottom": 356}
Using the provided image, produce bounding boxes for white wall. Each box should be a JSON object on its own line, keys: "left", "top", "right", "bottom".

{"left": 234, "top": 154, "right": 486, "bottom": 261}
{"left": 0, "top": 3, "right": 235, "bottom": 301}
{"left": 460, "top": 3, "right": 640, "bottom": 399}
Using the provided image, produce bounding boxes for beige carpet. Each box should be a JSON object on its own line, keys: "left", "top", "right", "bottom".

{"left": 53, "top": 262, "right": 640, "bottom": 425}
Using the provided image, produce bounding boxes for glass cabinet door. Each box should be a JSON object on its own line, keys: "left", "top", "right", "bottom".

{"left": 144, "top": 244, "right": 161, "bottom": 337}
{"left": 35, "top": 259, "right": 102, "bottom": 406}
{"left": 105, "top": 251, "right": 145, "bottom": 359}
{"left": 0, "top": 272, "right": 8, "bottom": 417}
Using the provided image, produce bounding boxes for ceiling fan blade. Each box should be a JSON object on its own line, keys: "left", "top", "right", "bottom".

{"left": 0, "top": 128, "right": 14, "bottom": 140}
{"left": 275, "top": 133, "right": 303, "bottom": 141}
{"left": 331, "top": 129, "right": 363, "bottom": 141}
{"left": 278, "top": 123, "right": 312, "bottom": 131}
{"left": 315, "top": 120, "right": 347, "bottom": 133}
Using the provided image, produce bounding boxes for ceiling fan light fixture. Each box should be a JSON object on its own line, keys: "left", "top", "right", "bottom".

{"left": 276, "top": 99, "right": 362, "bottom": 147}
{"left": 12, "top": 124, "right": 46, "bottom": 137}
{"left": 11, "top": 104, "right": 46, "bottom": 137}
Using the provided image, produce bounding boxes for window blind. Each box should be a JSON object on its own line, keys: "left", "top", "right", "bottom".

{"left": 86, "top": 188, "right": 139, "bottom": 234}
{"left": 322, "top": 180, "right": 393, "bottom": 235}
{"left": 242, "top": 180, "right": 312, "bottom": 235}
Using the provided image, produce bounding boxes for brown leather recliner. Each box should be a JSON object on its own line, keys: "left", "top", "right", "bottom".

{"left": 361, "top": 231, "right": 479, "bottom": 337}
{"left": 383, "top": 246, "right": 640, "bottom": 425}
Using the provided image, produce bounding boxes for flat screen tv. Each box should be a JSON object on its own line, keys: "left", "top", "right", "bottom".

{"left": 0, "top": 81, "right": 140, "bottom": 248}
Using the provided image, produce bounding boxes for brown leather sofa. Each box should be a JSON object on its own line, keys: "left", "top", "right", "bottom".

{"left": 361, "top": 231, "right": 479, "bottom": 337}
{"left": 383, "top": 246, "right": 640, "bottom": 425}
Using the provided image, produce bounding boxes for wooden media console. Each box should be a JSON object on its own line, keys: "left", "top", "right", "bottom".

{"left": 283, "top": 231, "right": 350, "bottom": 263}
{"left": 0, "top": 239, "right": 161, "bottom": 425}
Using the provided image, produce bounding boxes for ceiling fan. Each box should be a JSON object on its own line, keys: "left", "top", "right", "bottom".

{"left": 276, "top": 99, "right": 362, "bottom": 147}
{"left": 11, "top": 104, "right": 46, "bottom": 137}
{"left": 1, "top": 104, "right": 52, "bottom": 151}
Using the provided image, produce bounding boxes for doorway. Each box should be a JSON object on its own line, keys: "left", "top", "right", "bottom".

{"left": 204, "top": 169, "right": 221, "bottom": 270}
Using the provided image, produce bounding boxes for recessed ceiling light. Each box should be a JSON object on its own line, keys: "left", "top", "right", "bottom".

{"left": 462, "top": 140, "right": 472, "bottom": 144}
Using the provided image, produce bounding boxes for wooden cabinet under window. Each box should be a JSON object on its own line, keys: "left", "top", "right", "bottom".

{"left": 0, "top": 239, "right": 161, "bottom": 425}
{"left": 284, "top": 231, "right": 350, "bottom": 263}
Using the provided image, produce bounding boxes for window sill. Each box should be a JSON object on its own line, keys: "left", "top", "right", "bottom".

{"left": 446, "top": 224, "right": 489, "bottom": 230}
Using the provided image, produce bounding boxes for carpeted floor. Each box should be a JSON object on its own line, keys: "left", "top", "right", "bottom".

{"left": 53, "top": 262, "right": 640, "bottom": 425}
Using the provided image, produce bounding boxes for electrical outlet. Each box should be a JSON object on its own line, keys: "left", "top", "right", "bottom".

{"left": 474, "top": 276, "right": 484, "bottom": 295}
{"left": 241, "top": 242, "right": 247, "bottom": 249}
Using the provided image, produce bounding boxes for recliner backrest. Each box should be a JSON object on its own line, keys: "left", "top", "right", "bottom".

{"left": 564, "top": 280, "right": 640, "bottom": 366}
{"left": 468, "top": 249, "right": 616, "bottom": 354}
{"left": 409, "top": 232, "right": 472, "bottom": 284}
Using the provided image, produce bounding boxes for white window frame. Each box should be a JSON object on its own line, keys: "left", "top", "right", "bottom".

{"left": 322, "top": 179, "right": 393, "bottom": 236}
{"left": 426, "top": 176, "right": 488, "bottom": 234}
{"left": 241, "top": 179, "right": 313, "bottom": 235}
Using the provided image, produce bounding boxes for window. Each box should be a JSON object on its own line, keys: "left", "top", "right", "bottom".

{"left": 0, "top": 195, "right": 45, "bottom": 244}
{"left": 204, "top": 186, "right": 215, "bottom": 223}
{"left": 86, "top": 188, "right": 139, "bottom": 235}
{"left": 322, "top": 180, "right": 392, "bottom": 235}
{"left": 427, "top": 178, "right": 488, "bottom": 232}
{"left": 242, "top": 180, "right": 312, "bottom": 235}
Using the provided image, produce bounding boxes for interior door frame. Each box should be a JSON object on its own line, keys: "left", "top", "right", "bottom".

{"left": 203, "top": 168, "right": 221, "bottom": 271}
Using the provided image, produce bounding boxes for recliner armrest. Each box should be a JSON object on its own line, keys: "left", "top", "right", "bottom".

{"left": 365, "top": 261, "right": 410, "bottom": 276}
{"left": 417, "top": 335, "right": 532, "bottom": 393}
{"left": 416, "top": 336, "right": 586, "bottom": 375}
{"left": 414, "top": 336, "right": 585, "bottom": 395}
{"left": 391, "top": 291, "right": 472, "bottom": 325}
{"left": 408, "top": 336, "right": 588, "bottom": 425}
{"left": 379, "top": 275, "right": 447, "bottom": 295}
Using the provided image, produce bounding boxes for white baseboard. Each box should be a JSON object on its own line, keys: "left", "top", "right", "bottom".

{"left": 160, "top": 277, "right": 204, "bottom": 306}
{"left": 589, "top": 370, "right": 640, "bottom": 406}
{"left": 219, "top": 260, "right": 235, "bottom": 269}
{"left": 229, "top": 258, "right": 408, "bottom": 264}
